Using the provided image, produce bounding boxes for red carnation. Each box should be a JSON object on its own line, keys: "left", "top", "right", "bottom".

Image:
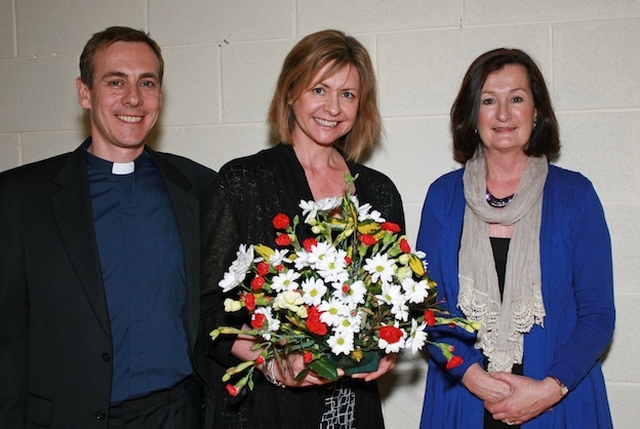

{"left": 251, "top": 276, "right": 265, "bottom": 291}
{"left": 306, "top": 306, "right": 328, "bottom": 336}
{"left": 358, "top": 234, "right": 378, "bottom": 247}
{"left": 276, "top": 264, "right": 284, "bottom": 272}
{"left": 381, "top": 221, "right": 401, "bottom": 233}
{"left": 379, "top": 325, "right": 404, "bottom": 344}
{"left": 303, "top": 351, "right": 314, "bottom": 364}
{"left": 345, "top": 256, "right": 352, "bottom": 265}
{"left": 399, "top": 237, "right": 411, "bottom": 253}
{"left": 302, "top": 237, "right": 318, "bottom": 252}
{"left": 307, "top": 319, "right": 328, "bottom": 336}
{"left": 272, "top": 213, "right": 290, "bottom": 230}
{"left": 275, "top": 233, "right": 291, "bottom": 247}
{"left": 225, "top": 383, "right": 239, "bottom": 396}
{"left": 257, "top": 262, "right": 270, "bottom": 276}
{"left": 446, "top": 355, "right": 464, "bottom": 370}
{"left": 424, "top": 310, "right": 436, "bottom": 326}
{"left": 256, "top": 356, "right": 265, "bottom": 365}
{"left": 243, "top": 293, "right": 256, "bottom": 312}
{"left": 251, "top": 313, "right": 267, "bottom": 329}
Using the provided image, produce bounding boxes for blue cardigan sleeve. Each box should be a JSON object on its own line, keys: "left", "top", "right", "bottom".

{"left": 544, "top": 174, "right": 615, "bottom": 391}
{"left": 416, "top": 171, "right": 484, "bottom": 381}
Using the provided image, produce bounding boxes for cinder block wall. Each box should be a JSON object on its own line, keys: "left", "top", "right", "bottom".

{"left": 1, "top": 1, "right": 638, "bottom": 427}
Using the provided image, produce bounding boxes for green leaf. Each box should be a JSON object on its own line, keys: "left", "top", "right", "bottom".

{"left": 309, "top": 356, "right": 339, "bottom": 381}
{"left": 294, "top": 367, "right": 310, "bottom": 382}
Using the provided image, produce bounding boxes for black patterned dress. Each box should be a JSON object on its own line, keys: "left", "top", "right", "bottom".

{"left": 200, "top": 144, "right": 405, "bottom": 429}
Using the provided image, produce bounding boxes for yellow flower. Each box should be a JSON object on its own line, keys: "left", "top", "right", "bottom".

{"left": 224, "top": 298, "right": 242, "bottom": 312}
{"left": 408, "top": 254, "right": 425, "bottom": 276}
{"left": 273, "top": 290, "right": 307, "bottom": 317}
{"left": 253, "top": 244, "right": 275, "bottom": 261}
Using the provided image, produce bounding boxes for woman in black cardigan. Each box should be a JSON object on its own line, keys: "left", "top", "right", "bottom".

{"left": 200, "top": 29, "right": 404, "bottom": 429}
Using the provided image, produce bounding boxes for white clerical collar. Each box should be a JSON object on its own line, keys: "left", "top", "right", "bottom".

{"left": 111, "top": 161, "right": 135, "bottom": 175}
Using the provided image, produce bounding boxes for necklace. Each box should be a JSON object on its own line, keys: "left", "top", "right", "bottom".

{"left": 486, "top": 189, "right": 514, "bottom": 208}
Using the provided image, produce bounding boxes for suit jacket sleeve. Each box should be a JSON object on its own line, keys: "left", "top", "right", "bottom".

{"left": 0, "top": 180, "right": 29, "bottom": 427}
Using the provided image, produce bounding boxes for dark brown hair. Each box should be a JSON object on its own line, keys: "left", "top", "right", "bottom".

{"left": 267, "top": 29, "right": 381, "bottom": 161}
{"left": 451, "top": 48, "right": 560, "bottom": 163}
{"left": 79, "top": 26, "right": 164, "bottom": 89}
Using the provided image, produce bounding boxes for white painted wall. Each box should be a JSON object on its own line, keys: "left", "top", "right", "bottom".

{"left": 1, "top": 1, "right": 638, "bottom": 427}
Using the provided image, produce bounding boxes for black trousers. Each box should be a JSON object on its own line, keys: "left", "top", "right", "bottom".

{"left": 109, "top": 377, "right": 202, "bottom": 429}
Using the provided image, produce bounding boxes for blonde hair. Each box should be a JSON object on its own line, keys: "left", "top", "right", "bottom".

{"left": 267, "top": 30, "right": 381, "bottom": 161}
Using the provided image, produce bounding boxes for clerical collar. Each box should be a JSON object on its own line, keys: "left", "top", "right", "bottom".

{"left": 111, "top": 161, "right": 135, "bottom": 175}
{"left": 85, "top": 147, "right": 148, "bottom": 176}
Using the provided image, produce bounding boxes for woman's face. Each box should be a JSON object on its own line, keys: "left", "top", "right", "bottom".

{"left": 290, "top": 63, "right": 360, "bottom": 148}
{"left": 477, "top": 64, "right": 537, "bottom": 156}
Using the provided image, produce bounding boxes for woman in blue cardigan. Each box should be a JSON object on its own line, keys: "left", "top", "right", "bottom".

{"left": 417, "top": 48, "right": 614, "bottom": 428}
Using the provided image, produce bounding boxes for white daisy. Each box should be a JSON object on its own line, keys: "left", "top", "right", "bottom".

{"left": 268, "top": 249, "right": 291, "bottom": 267}
{"left": 391, "top": 295, "right": 410, "bottom": 322}
{"left": 301, "top": 277, "right": 328, "bottom": 307}
{"left": 375, "top": 283, "right": 403, "bottom": 306}
{"left": 271, "top": 269, "right": 301, "bottom": 293}
{"left": 218, "top": 244, "right": 254, "bottom": 292}
{"left": 232, "top": 244, "right": 254, "bottom": 273}
{"left": 327, "top": 330, "right": 355, "bottom": 356}
{"left": 402, "top": 278, "right": 430, "bottom": 304}
{"left": 299, "top": 197, "right": 341, "bottom": 223}
{"left": 293, "top": 249, "right": 312, "bottom": 270}
{"left": 306, "top": 241, "right": 336, "bottom": 270}
{"left": 218, "top": 270, "right": 242, "bottom": 293}
{"left": 334, "top": 307, "right": 363, "bottom": 333}
{"left": 331, "top": 280, "right": 367, "bottom": 306}
{"left": 405, "top": 319, "right": 428, "bottom": 354}
{"left": 364, "top": 254, "right": 396, "bottom": 284}
{"left": 352, "top": 198, "right": 385, "bottom": 223}
{"left": 318, "top": 297, "right": 350, "bottom": 327}
{"left": 316, "top": 249, "right": 348, "bottom": 283}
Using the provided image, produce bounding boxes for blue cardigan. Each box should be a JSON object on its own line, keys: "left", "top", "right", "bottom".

{"left": 417, "top": 165, "right": 615, "bottom": 429}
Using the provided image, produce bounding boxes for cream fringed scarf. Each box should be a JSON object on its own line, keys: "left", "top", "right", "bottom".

{"left": 459, "top": 147, "right": 548, "bottom": 373}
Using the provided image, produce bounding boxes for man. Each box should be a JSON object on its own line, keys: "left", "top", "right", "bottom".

{"left": 0, "top": 27, "right": 216, "bottom": 428}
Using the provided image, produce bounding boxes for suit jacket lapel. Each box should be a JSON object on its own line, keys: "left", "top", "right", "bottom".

{"left": 150, "top": 149, "right": 201, "bottom": 351}
{"left": 52, "top": 141, "right": 111, "bottom": 337}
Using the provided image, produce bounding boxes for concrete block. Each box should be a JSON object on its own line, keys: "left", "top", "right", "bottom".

{"left": 160, "top": 45, "right": 221, "bottom": 126}
{"left": 298, "top": 0, "right": 460, "bottom": 34}
{"left": 554, "top": 18, "right": 640, "bottom": 110}
{"left": 16, "top": 0, "right": 145, "bottom": 56}
{"left": 377, "top": 25, "right": 550, "bottom": 117}
{"left": 150, "top": 0, "right": 293, "bottom": 46}
{"left": 0, "top": 55, "right": 82, "bottom": 132}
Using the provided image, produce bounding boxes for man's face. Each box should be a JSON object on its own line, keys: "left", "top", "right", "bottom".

{"left": 77, "top": 41, "right": 162, "bottom": 162}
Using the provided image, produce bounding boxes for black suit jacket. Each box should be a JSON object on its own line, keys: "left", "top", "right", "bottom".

{"left": 0, "top": 139, "right": 216, "bottom": 428}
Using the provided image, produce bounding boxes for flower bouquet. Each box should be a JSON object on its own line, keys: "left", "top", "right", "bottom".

{"left": 211, "top": 174, "right": 480, "bottom": 396}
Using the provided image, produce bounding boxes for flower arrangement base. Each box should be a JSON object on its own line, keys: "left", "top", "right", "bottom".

{"left": 328, "top": 351, "right": 380, "bottom": 375}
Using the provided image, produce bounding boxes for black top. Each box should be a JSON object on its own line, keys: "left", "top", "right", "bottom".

{"left": 200, "top": 144, "right": 404, "bottom": 429}
{"left": 484, "top": 237, "right": 522, "bottom": 429}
